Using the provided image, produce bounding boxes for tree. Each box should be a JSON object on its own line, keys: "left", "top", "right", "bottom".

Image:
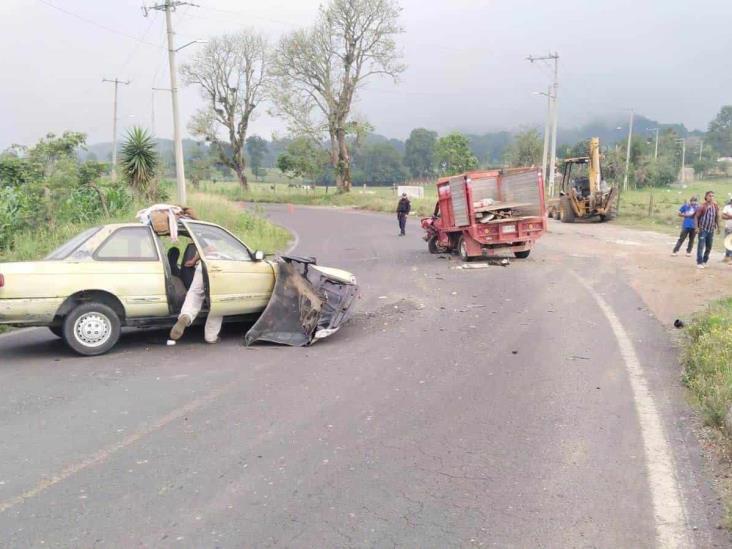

{"left": 120, "top": 127, "right": 159, "bottom": 200}
{"left": 181, "top": 30, "right": 269, "bottom": 190}
{"left": 707, "top": 106, "right": 732, "bottom": 157}
{"left": 434, "top": 133, "right": 478, "bottom": 176}
{"left": 276, "top": 137, "right": 330, "bottom": 182}
{"left": 404, "top": 128, "right": 437, "bottom": 178}
{"left": 246, "top": 136, "right": 268, "bottom": 180}
{"left": 271, "top": 0, "right": 405, "bottom": 192}
{"left": 352, "top": 142, "right": 406, "bottom": 184}
{"left": 504, "top": 128, "right": 543, "bottom": 167}
{"left": 186, "top": 144, "right": 212, "bottom": 187}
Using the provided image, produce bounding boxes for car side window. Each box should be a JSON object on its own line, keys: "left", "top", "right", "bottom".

{"left": 95, "top": 227, "right": 159, "bottom": 261}
{"left": 187, "top": 223, "right": 251, "bottom": 261}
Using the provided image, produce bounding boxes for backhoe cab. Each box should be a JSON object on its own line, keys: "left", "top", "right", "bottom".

{"left": 548, "top": 137, "right": 617, "bottom": 223}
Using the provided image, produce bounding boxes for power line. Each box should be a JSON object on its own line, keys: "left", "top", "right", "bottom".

{"left": 37, "top": 0, "right": 159, "bottom": 47}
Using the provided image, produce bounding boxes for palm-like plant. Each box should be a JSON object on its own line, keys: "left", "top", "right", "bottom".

{"left": 120, "top": 127, "right": 158, "bottom": 200}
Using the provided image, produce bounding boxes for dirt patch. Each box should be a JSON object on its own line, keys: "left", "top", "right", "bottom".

{"left": 545, "top": 221, "right": 732, "bottom": 325}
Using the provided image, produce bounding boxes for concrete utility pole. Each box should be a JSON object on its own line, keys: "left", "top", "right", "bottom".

{"left": 648, "top": 127, "right": 659, "bottom": 160}
{"left": 527, "top": 52, "right": 559, "bottom": 196}
{"left": 623, "top": 109, "right": 634, "bottom": 192}
{"left": 676, "top": 138, "right": 687, "bottom": 183}
{"left": 143, "top": 0, "right": 199, "bottom": 205}
{"left": 102, "top": 78, "right": 130, "bottom": 181}
{"left": 533, "top": 87, "right": 552, "bottom": 188}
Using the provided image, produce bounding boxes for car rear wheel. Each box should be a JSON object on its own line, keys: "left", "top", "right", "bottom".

{"left": 428, "top": 236, "right": 439, "bottom": 254}
{"left": 63, "top": 302, "right": 121, "bottom": 356}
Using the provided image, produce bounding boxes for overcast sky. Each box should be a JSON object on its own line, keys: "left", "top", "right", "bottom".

{"left": 1, "top": 0, "right": 730, "bottom": 149}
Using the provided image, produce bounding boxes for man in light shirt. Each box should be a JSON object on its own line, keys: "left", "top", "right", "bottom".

{"left": 723, "top": 198, "right": 732, "bottom": 263}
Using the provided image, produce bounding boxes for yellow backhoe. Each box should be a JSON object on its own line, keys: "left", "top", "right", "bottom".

{"left": 547, "top": 137, "right": 617, "bottom": 223}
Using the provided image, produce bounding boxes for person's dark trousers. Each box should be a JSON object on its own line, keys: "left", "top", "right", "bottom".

{"left": 398, "top": 213, "right": 407, "bottom": 235}
{"left": 673, "top": 227, "right": 696, "bottom": 254}
{"left": 696, "top": 229, "right": 714, "bottom": 265}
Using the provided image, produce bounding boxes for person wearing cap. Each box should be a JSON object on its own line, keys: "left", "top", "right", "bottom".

{"left": 694, "top": 190, "right": 721, "bottom": 269}
{"left": 396, "top": 193, "right": 411, "bottom": 236}
{"left": 723, "top": 198, "right": 732, "bottom": 263}
{"left": 671, "top": 195, "right": 698, "bottom": 257}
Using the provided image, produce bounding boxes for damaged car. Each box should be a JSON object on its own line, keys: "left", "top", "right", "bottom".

{"left": 0, "top": 219, "right": 358, "bottom": 355}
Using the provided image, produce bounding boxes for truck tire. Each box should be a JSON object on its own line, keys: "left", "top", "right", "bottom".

{"left": 63, "top": 302, "right": 121, "bottom": 356}
{"left": 458, "top": 236, "right": 471, "bottom": 262}
{"left": 560, "top": 196, "right": 575, "bottom": 223}
{"left": 428, "top": 236, "right": 439, "bottom": 254}
{"left": 514, "top": 250, "right": 531, "bottom": 259}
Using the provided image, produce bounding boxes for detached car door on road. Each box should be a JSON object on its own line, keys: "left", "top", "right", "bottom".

{"left": 183, "top": 221, "right": 275, "bottom": 316}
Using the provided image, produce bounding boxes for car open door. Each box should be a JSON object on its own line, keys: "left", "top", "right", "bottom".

{"left": 182, "top": 220, "right": 275, "bottom": 316}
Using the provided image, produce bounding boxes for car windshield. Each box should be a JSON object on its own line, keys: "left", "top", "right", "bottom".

{"left": 45, "top": 226, "right": 102, "bottom": 260}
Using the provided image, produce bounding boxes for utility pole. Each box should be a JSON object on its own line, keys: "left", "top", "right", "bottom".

{"left": 527, "top": 52, "right": 559, "bottom": 196}
{"left": 151, "top": 87, "right": 171, "bottom": 137}
{"left": 623, "top": 109, "right": 634, "bottom": 192}
{"left": 676, "top": 138, "right": 687, "bottom": 183}
{"left": 102, "top": 78, "right": 130, "bottom": 181}
{"left": 143, "top": 1, "right": 199, "bottom": 205}
{"left": 648, "top": 127, "right": 659, "bottom": 160}
{"left": 699, "top": 139, "right": 704, "bottom": 161}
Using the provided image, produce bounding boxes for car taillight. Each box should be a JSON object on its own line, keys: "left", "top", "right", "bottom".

{"left": 0, "top": 274, "right": 4, "bottom": 288}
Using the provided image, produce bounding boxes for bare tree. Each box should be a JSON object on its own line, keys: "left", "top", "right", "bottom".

{"left": 181, "top": 30, "right": 268, "bottom": 190}
{"left": 271, "top": 0, "right": 404, "bottom": 192}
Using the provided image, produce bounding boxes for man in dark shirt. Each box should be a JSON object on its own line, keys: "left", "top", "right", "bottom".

{"left": 396, "top": 193, "right": 411, "bottom": 236}
{"left": 695, "top": 190, "right": 720, "bottom": 269}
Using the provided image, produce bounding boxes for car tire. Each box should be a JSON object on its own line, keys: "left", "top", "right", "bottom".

{"left": 49, "top": 325, "right": 64, "bottom": 338}
{"left": 428, "top": 236, "right": 439, "bottom": 254}
{"left": 514, "top": 250, "right": 531, "bottom": 259}
{"left": 458, "top": 236, "right": 471, "bottom": 262}
{"left": 63, "top": 302, "right": 121, "bottom": 356}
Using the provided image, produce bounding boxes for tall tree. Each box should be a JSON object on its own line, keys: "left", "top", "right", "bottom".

{"left": 404, "top": 128, "right": 437, "bottom": 178}
{"left": 707, "top": 106, "right": 732, "bottom": 157}
{"left": 504, "top": 128, "right": 543, "bottom": 167}
{"left": 434, "top": 133, "right": 478, "bottom": 176}
{"left": 181, "top": 30, "right": 268, "bottom": 190}
{"left": 246, "top": 135, "right": 268, "bottom": 180}
{"left": 276, "top": 137, "right": 330, "bottom": 182}
{"left": 271, "top": 0, "right": 405, "bottom": 192}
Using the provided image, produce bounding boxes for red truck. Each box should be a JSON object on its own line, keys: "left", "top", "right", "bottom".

{"left": 421, "top": 168, "right": 547, "bottom": 260}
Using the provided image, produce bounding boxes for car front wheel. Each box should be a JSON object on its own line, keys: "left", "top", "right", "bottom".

{"left": 63, "top": 302, "right": 121, "bottom": 356}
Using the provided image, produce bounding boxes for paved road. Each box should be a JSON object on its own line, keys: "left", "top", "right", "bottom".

{"left": 0, "top": 205, "right": 728, "bottom": 548}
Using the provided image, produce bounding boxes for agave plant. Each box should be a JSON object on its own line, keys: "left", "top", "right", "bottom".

{"left": 120, "top": 127, "right": 158, "bottom": 199}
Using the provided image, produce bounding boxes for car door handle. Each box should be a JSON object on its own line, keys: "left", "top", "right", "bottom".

{"left": 208, "top": 266, "right": 223, "bottom": 272}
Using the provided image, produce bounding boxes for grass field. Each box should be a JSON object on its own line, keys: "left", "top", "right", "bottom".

{"left": 615, "top": 178, "right": 732, "bottom": 236}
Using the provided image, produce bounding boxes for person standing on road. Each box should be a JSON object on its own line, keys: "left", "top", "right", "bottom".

{"left": 723, "top": 198, "right": 732, "bottom": 264}
{"left": 695, "top": 190, "right": 720, "bottom": 269}
{"left": 671, "top": 196, "right": 698, "bottom": 257}
{"left": 396, "top": 193, "right": 411, "bottom": 236}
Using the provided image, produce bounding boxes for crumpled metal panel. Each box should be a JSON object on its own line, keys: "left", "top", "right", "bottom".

{"left": 243, "top": 256, "right": 359, "bottom": 347}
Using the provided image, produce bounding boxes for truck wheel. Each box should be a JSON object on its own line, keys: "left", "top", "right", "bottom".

{"left": 428, "top": 236, "right": 439, "bottom": 254}
{"left": 49, "top": 326, "right": 64, "bottom": 338}
{"left": 514, "top": 250, "right": 531, "bottom": 259}
{"left": 458, "top": 237, "right": 471, "bottom": 262}
{"left": 63, "top": 302, "right": 121, "bottom": 356}
{"left": 560, "top": 197, "right": 575, "bottom": 223}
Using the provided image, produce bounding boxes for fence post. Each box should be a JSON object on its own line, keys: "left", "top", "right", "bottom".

{"left": 648, "top": 192, "right": 654, "bottom": 218}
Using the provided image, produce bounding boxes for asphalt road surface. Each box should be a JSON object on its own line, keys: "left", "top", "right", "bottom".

{"left": 1, "top": 205, "right": 729, "bottom": 548}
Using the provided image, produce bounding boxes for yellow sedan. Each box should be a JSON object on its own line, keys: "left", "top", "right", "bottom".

{"left": 0, "top": 220, "right": 357, "bottom": 355}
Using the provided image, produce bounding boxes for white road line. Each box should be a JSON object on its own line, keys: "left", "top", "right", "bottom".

{"left": 572, "top": 272, "right": 691, "bottom": 548}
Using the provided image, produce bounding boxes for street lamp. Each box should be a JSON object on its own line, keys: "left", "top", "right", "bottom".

{"left": 175, "top": 39, "right": 208, "bottom": 52}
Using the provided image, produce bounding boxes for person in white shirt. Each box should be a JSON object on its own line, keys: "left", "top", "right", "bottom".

{"left": 723, "top": 198, "right": 732, "bottom": 263}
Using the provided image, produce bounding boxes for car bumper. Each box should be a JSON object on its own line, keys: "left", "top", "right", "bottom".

{"left": 0, "top": 298, "right": 63, "bottom": 325}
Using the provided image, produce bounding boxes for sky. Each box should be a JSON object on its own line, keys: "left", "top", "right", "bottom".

{"left": 1, "top": 0, "right": 731, "bottom": 149}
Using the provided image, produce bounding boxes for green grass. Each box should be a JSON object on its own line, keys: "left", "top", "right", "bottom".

{"left": 199, "top": 180, "right": 438, "bottom": 218}
{"left": 615, "top": 178, "right": 732, "bottom": 242}
{"left": 683, "top": 297, "right": 732, "bottom": 429}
